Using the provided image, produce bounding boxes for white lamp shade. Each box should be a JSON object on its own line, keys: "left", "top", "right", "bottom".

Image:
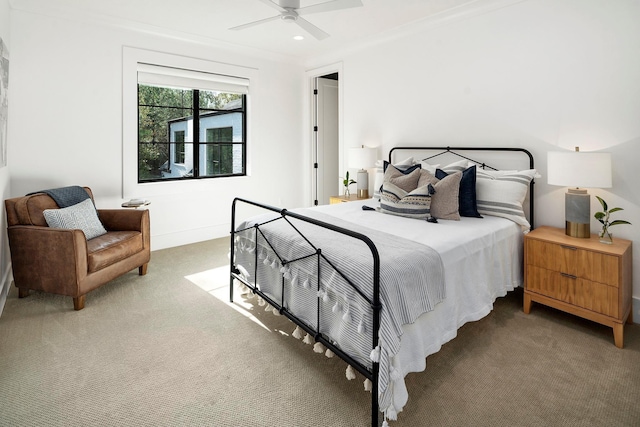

{"left": 348, "top": 147, "right": 377, "bottom": 170}
{"left": 547, "top": 151, "right": 612, "bottom": 188}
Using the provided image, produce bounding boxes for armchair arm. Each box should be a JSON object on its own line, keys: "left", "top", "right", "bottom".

{"left": 98, "top": 209, "right": 150, "bottom": 250}
{"left": 7, "top": 225, "right": 88, "bottom": 295}
{"left": 98, "top": 209, "right": 149, "bottom": 232}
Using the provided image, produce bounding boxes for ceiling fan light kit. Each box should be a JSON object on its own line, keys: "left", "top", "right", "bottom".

{"left": 230, "top": 0, "right": 364, "bottom": 41}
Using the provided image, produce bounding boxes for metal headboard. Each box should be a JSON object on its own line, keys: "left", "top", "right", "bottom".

{"left": 389, "top": 146, "right": 535, "bottom": 229}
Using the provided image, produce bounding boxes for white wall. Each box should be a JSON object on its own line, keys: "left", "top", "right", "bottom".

{"left": 0, "top": 0, "right": 12, "bottom": 315}
{"left": 6, "top": 0, "right": 640, "bottom": 319}
{"left": 7, "top": 9, "right": 306, "bottom": 250}
{"left": 307, "top": 0, "right": 640, "bottom": 316}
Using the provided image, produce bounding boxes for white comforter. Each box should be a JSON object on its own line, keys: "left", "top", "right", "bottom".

{"left": 313, "top": 199, "right": 524, "bottom": 416}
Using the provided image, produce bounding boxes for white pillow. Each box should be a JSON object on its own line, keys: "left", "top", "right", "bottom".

{"left": 440, "top": 159, "right": 471, "bottom": 172}
{"left": 43, "top": 198, "right": 107, "bottom": 240}
{"left": 418, "top": 161, "right": 440, "bottom": 174}
{"left": 475, "top": 169, "right": 539, "bottom": 232}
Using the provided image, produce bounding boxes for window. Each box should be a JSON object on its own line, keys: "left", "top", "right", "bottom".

{"left": 136, "top": 64, "right": 248, "bottom": 182}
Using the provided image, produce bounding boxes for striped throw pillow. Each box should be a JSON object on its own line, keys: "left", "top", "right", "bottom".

{"left": 379, "top": 181, "right": 435, "bottom": 219}
{"left": 475, "top": 169, "right": 538, "bottom": 232}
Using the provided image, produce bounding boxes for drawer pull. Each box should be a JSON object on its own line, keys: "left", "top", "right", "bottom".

{"left": 561, "top": 245, "right": 577, "bottom": 251}
{"left": 561, "top": 272, "right": 577, "bottom": 279}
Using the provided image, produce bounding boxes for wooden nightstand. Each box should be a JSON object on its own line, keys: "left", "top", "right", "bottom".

{"left": 524, "top": 226, "right": 633, "bottom": 348}
{"left": 329, "top": 195, "right": 369, "bottom": 205}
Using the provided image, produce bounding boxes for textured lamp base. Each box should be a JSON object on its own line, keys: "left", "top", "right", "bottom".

{"left": 356, "top": 169, "right": 369, "bottom": 199}
{"left": 565, "top": 188, "right": 590, "bottom": 238}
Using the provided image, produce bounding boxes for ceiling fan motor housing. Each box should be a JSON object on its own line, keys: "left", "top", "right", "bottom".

{"left": 281, "top": 10, "right": 298, "bottom": 22}
{"left": 278, "top": 0, "right": 300, "bottom": 8}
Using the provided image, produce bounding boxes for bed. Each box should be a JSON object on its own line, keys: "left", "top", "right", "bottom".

{"left": 229, "top": 147, "right": 536, "bottom": 426}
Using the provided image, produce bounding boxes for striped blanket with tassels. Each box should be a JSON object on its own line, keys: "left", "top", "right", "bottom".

{"left": 234, "top": 208, "right": 445, "bottom": 415}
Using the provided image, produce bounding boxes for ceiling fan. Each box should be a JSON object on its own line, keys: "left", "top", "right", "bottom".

{"left": 230, "top": 0, "right": 364, "bottom": 41}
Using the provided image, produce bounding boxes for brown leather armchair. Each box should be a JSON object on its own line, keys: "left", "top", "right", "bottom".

{"left": 5, "top": 187, "right": 150, "bottom": 310}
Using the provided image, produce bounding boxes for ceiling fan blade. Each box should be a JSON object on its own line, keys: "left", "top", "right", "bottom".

{"left": 229, "top": 15, "right": 280, "bottom": 31}
{"left": 295, "top": 17, "right": 330, "bottom": 40}
{"left": 258, "top": 0, "right": 287, "bottom": 13}
{"left": 297, "top": 0, "right": 363, "bottom": 16}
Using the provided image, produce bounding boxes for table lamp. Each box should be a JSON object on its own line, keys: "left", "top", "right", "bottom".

{"left": 547, "top": 147, "right": 612, "bottom": 238}
{"left": 348, "top": 146, "right": 377, "bottom": 198}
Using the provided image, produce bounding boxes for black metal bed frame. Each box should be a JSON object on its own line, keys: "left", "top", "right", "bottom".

{"left": 229, "top": 147, "right": 535, "bottom": 427}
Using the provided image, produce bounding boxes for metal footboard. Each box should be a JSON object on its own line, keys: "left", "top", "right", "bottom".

{"left": 230, "top": 197, "right": 382, "bottom": 427}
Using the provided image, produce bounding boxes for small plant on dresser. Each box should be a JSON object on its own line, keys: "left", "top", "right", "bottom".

{"left": 594, "top": 196, "right": 631, "bottom": 244}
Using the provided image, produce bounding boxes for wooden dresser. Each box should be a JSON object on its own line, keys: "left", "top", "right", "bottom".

{"left": 524, "top": 226, "right": 633, "bottom": 348}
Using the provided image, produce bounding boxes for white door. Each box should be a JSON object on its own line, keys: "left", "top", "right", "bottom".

{"left": 313, "top": 77, "right": 339, "bottom": 205}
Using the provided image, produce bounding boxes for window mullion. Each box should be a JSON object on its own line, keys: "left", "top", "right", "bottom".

{"left": 193, "top": 90, "right": 200, "bottom": 178}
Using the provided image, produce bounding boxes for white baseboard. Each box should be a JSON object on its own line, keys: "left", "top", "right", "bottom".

{"left": 0, "top": 261, "right": 12, "bottom": 317}
{"left": 151, "top": 223, "right": 230, "bottom": 251}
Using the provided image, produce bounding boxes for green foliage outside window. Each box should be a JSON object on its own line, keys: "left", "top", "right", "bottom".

{"left": 138, "top": 85, "right": 192, "bottom": 180}
{"left": 138, "top": 85, "right": 244, "bottom": 181}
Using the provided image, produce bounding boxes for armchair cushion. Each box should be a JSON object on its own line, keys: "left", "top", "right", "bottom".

{"left": 87, "top": 231, "right": 143, "bottom": 272}
{"left": 43, "top": 198, "right": 107, "bottom": 240}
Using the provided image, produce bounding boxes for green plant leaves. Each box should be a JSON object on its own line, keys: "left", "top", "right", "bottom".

{"left": 342, "top": 171, "right": 356, "bottom": 187}
{"left": 596, "top": 195, "right": 608, "bottom": 211}
{"left": 610, "top": 220, "right": 632, "bottom": 226}
{"left": 593, "top": 196, "right": 632, "bottom": 228}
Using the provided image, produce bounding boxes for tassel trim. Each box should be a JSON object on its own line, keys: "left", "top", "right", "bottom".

{"left": 345, "top": 365, "right": 356, "bottom": 381}
{"left": 292, "top": 326, "right": 304, "bottom": 340}
{"left": 313, "top": 342, "right": 326, "bottom": 354}
{"left": 302, "top": 333, "right": 313, "bottom": 345}
{"left": 370, "top": 346, "right": 381, "bottom": 363}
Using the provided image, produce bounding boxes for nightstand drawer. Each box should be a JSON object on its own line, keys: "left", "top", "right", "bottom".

{"left": 526, "top": 265, "right": 618, "bottom": 317}
{"left": 525, "top": 239, "right": 620, "bottom": 287}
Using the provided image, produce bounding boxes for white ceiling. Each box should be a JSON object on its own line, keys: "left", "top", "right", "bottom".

{"left": 10, "top": 0, "right": 522, "bottom": 61}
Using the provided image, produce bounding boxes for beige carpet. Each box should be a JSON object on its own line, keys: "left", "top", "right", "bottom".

{"left": 1, "top": 238, "right": 639, "bottom": 427}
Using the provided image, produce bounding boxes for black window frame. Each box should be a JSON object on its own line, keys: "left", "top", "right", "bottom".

{"left": 137, "top": 86, "right": 247, "bottom": 183}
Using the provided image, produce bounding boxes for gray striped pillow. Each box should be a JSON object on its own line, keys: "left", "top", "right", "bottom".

{"left": 43, "top": 198, "right": 107, "bottom": 240}
{"left": 379, "top": 182, "right": 434, "bottom": 219}
{"left": 475, "top": 169, "right": 538, "bottom": 232}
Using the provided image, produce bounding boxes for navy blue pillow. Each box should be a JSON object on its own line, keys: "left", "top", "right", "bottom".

{"left": 435, "top": 165, "right": 482, "bottom": 218}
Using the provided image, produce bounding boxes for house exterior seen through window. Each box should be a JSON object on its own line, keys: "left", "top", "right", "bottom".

{"left": 137, "top": 84, "right": 246, "bottom": 182}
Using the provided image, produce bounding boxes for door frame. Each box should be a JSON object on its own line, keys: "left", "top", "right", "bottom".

{"left": 304, "top": 62, "right": 343, "bottom": 206}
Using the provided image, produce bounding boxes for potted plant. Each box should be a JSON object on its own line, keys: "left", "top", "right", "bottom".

{"left": 594, "top": 196, "right": 631, "bottom": 244}
{"left": 343, "top": 171, "right": 356, "bottom": 197}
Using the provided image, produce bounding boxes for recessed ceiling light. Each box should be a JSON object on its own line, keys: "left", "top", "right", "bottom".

{"left": 293, "top": 35, "right": 304, "bottom": 41}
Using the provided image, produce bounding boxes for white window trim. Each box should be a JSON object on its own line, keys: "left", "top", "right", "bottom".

{"left": 122, "top": 46, "right": 257, "bottom": 199}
